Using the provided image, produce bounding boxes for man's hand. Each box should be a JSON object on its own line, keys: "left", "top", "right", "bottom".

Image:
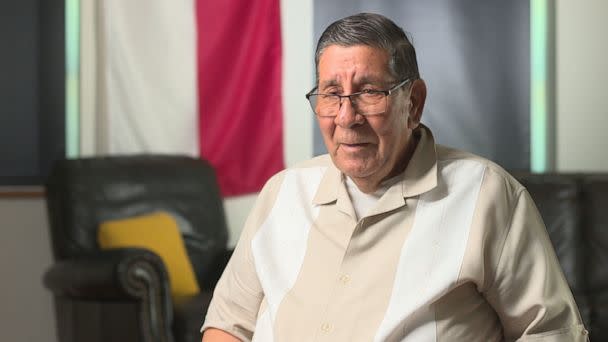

{"left": 201, "top": 328, "right": 241, "bottom": 342}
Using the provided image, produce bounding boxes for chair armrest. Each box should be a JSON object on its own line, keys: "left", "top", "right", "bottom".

{"left": 44, "top": 248, "right": 174, "bottom": 342}
{"left": 173, "top": 291, "right": 214, "bottom": 342}
{"left": 200, "top": 248, "right": 233, "bottom": 291}
{"left": 43, "top": 248, "right": 170, "bottom": 301}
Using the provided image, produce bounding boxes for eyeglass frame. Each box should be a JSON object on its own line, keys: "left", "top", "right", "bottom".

{"left": 305, "top": 78, "right": 413, "bottom": 117}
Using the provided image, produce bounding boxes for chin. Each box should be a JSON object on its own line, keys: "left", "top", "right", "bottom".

{"left": 335, "top": 159, "right": 377, "bottom": 179}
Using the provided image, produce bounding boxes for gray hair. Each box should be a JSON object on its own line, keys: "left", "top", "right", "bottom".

{"left": 315, "top": 13, "right": 420, "bottom": 83}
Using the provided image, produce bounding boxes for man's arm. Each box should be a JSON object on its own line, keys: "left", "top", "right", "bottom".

{"left": 201, "top": 172, "right": 286, "bottom": 341}
{"left": 202, "top": 328, "right": 241, "bottom": 342}
{"left": 200, "top": 231, "right": 263, "bottom": 341}
{"left": 485, "top": 189, "right": 588, "bottom": 340}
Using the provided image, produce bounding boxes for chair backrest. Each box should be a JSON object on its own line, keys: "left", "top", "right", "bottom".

{"left": 45, "top": 155, "right": 229, "bottom": 286}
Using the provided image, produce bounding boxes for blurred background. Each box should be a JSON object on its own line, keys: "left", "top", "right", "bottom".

{"left": 1, "top": 0, "right": 607, "bottom": 341}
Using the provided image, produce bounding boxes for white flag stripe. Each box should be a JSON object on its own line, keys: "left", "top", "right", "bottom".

{"left": 98, "top": 0, "right": 198, "bottom": 155}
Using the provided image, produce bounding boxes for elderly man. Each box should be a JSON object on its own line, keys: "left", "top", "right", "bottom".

{"left": 201, "top": 13, "right": 587, "bottom": 341}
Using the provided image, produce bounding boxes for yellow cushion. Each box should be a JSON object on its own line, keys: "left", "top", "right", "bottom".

{"left": 98, "top": 211, "right": 200, "bottom": 298}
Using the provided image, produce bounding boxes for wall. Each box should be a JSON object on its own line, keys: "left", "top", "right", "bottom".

{"left": 0, "top": 197, "right": 55, "bottom": 342}
{"left": 556, "top": 0, "right": 608, "bottom": 172}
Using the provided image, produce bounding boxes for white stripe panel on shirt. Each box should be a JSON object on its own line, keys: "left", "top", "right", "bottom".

{"left": 374, "top": 160, "right": 486, "bottom": 342}
{"left": 251, "top": 167, "right": 326, "bottom": 341}
{"left": 252, "top": 309, "right": 273, "bottom": 342}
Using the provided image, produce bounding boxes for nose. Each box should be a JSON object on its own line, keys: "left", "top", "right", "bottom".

{"left": 335, "top": 96, "right": 364, "bottom": 128}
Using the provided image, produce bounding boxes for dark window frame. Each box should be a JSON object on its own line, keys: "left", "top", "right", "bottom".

{"left": 0, "top": 0, "right": 65, "bottom": 187}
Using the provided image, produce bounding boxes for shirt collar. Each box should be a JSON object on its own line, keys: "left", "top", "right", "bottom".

{"left": 313, "top": 160, "right": 342, "bottom": 205}
{"left": 401, "top": 124, "right": 438, "bottom": 198}
{"left": 312, "top": 124, "right": 438, "bottom": 206}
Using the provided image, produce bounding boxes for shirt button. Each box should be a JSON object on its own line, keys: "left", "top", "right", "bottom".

{"left": 321, "top": 323, "right": 332, "bottom": 333}
{"left": 339, "top": 274, "right": 351, "bottom": 284}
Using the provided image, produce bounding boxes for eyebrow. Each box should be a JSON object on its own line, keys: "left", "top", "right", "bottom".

{"left": 357, "top": 76, "right": 388, "bottom": 85}
{"left": 319, "top": 80, "right": 340, "bottom": 89}
{"left": 318, "top": 76, "right": 389, "bottom": 90}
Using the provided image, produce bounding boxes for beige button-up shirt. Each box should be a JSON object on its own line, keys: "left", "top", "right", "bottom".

{"left": 202, "top": 126, "right": 587, "bottom": 341}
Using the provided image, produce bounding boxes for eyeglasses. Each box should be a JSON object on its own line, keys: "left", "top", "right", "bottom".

{"left": 305, "top": 79, "right": 412, "bottom": 117}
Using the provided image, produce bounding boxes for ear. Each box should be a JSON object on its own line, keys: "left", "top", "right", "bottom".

{"left": 407, "top": 79, "right": 427, "bottom": 129}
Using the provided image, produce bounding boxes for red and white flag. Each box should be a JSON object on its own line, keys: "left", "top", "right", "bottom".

{"left": 95, "top": 0, "right": 285, "bottom": 197}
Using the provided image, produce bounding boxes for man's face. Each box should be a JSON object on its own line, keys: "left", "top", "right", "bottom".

{"left": 317, "top": 44, "right": 417, "bottom": 187}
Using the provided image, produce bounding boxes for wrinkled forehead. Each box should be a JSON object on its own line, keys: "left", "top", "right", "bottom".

{"left": 317, "top": 44, "right": 392, "bottom": 86}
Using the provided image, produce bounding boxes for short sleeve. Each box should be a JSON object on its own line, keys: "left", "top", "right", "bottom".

{"left": 485, "top": 189, "right": 589, "bottom": 341}
{"left": 201, "top": 172, "right": 285, "bottom": 341}
{"left": 200, "top": 217, "right": 263, "bottom": 341}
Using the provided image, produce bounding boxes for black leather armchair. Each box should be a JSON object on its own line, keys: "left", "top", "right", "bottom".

{"left": 43, "top": 155, "right": 231, "bottom": 342}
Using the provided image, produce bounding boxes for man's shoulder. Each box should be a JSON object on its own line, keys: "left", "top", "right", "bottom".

{"left": 436, "top": 144, "right": 525, "bottom": 194}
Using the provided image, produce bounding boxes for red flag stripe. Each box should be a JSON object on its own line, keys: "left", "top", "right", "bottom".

{"left": 197, "top": 0, "right": 285, "bottom": 196}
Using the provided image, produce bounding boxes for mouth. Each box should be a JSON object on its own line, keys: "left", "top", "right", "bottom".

{"left": 339, "top": 142, "right": 371, "bottom": 152}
